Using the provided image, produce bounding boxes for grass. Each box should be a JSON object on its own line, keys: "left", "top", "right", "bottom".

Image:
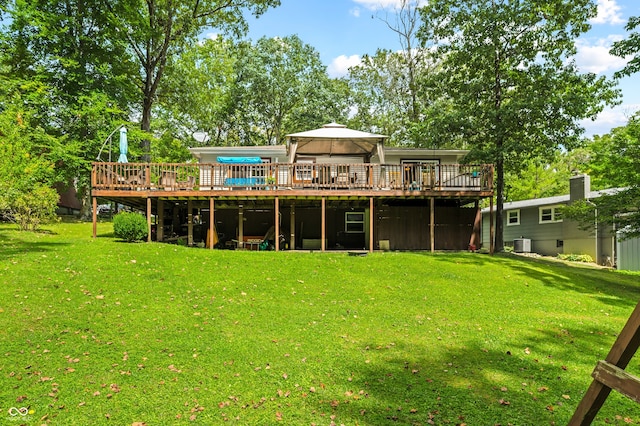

{"left": 1, "top": 221, "right": 640, "bottom": 425}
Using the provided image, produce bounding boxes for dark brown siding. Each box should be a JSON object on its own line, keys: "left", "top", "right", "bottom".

{"left": 377, "top": 203, "right": 476, "bottom": 250}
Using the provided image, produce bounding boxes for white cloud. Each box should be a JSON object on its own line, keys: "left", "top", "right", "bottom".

{"left": 349, "top": 7, "right": 361, "bottom": 18}
{"left": 573, "top": 36, "right": 628, "bottom": 74}
{"left": 328, "top": 54, "right": 362, "bottom": 78}
{"left": 589, "top": 0, "right": 625, "bottom": 25}
{"left": 581, "top": 104, "right": 640, "bottom": 137}
{"left": 352, "top": 0, "right": 427, "bottom": 11}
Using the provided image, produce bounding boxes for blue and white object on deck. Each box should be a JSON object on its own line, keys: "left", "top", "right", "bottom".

{"left": 216, "top": 156, "right": 262, "bottom": 164}
{"left": 118, "top": 126, "right": 128, "bottom": 163}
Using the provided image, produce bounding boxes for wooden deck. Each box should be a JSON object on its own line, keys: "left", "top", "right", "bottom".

{"left": 91, "top": 162, "right": 494, "bottom": 252}
{"left": 92, "top": 162, "right": 493, "bottom": 196}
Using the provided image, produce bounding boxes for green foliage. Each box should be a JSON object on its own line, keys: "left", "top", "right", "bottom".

{"left": 112, "top": 212, "right": 148, "bottom": 242}
{"left": 504, "top": 158, "right": 572, "bottom": 202}
{"left": 159, "top": 35, "right": 348, "bottom": 147}
{"left": 2, "top": 221, "right": 640, "bottom": 424}
{"left": 418, "top": 0, "right": 620, "bottom": 251}
{"left": 566, "top": 113, "right": 640, "bottom": 238}
{"left": 0, "top": 87, "right": 71, "bottom": 230}
{"left": 232, "top": 35, "right": 348, "bottom": 144}
{"left": 558, "top": 253, "right": 594, "bottom": 263}
{"left": 3, "top": 184, "right": 59, "bottom": 231}
{"left": 611, "top": 16, "right": 640, "bottom": 78}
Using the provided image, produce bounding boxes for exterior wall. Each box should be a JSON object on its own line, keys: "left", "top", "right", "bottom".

{"left": 378, "top": 201, "right": 476, "bottom": 250}
{"left": 482, "top": 205, "right": 616, "bottom": 261}
{"left": 501, "top": 206, "right": 564, "bottom": 255}
{"left": 617, "top": 234, "right": 640, "bottom": 271}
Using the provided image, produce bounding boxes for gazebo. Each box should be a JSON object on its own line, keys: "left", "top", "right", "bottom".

{"left": 286, "top": 122, "right": 387, "bottom": 164}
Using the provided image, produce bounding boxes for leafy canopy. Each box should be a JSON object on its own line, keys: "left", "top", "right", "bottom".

{"left": 418, "top": 0, "right": 620, "bottom": 251}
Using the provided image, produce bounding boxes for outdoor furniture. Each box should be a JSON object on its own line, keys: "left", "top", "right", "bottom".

{"left": 176, "top": 175, "right": 195, "bottom": 190}
{"left": 161, "top": 171, "right": 177, "bottom": 190}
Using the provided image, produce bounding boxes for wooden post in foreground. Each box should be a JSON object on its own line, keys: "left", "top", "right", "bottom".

{"left": 569, "top": 300, "right": 640, "bottom": 425}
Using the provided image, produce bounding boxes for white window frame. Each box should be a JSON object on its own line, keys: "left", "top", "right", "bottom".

{"left": 539, "top": 205, "right": 563, "bottom": 224}
{"left": 345, "top": 211, "right": 365, "bottom": 233}
{"left": 506, "top": 209, "right": 520, "bottom": 226}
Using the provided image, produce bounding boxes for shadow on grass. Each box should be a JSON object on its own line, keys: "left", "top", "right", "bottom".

{"left": 0, "top": 228, "right": 69, "bottom": 261}
{"left": 428, "top": 252, "right": 640, "bottom": 309}
{"left": 322, "top": 325, "right": 631, "bottom": 425}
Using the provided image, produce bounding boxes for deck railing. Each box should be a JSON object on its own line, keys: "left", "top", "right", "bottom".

{"left": 92, "top": 162, "right": 493, "bottom": 192}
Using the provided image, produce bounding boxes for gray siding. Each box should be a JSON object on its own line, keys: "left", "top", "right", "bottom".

{"left": 617, "top": 235, "right": 640, "bottom": 271}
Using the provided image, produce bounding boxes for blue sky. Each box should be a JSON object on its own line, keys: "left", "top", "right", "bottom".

{"left": 235, "top": 0, "right": 639, "bottom": 138}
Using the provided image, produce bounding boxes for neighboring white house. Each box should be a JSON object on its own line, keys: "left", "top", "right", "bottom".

{"left": 482, "top": 175, "right": 619, "bottom": 266}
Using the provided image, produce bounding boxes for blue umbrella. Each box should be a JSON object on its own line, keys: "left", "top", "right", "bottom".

{"left": 118, "top": 126, "right": 128, "bottom": 163}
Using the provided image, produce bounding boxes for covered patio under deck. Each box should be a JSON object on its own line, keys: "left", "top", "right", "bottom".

{"left": 92, "top": 177, "right": 493, "bottom": 253}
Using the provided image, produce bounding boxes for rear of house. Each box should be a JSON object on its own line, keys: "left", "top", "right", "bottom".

{"left": 481, "top": 175, "right": 616, "bottom": 265}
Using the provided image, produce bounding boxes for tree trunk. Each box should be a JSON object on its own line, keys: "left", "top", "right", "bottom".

{"left": 494, "top": 156, "right": 505, "bottom": 252}
{"left": 141, "top": 94, "right": 152, "bottom": 162}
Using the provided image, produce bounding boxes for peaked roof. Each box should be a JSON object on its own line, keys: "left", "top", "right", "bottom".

{"left": 286, "top": 123, "right": 387, "bottom": 162}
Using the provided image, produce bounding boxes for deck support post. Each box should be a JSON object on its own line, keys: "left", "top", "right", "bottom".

{"left": 147, "top": 197, "right": 152, "bottom": 242}
{"left": 157, "top": 199, "right": 164, "bottom": 242}
{"left": 290, "top": 203, "right": 296, "bottom": 250}
{"left": 469, "top": 199, "right": 481, "bottom": 251}
{"left": 430, "top": 197, "right": 435, "bottom": 252}
{"left": 321, "top": 197, "right": 326, "bottom": 252}
{"left": 490, "top": 196, "right": 495, "bottom": 255}
{"left": 369, "top": 197, "right": 374, "bottom": 253}
{"left": 209, "top": 198, "right": 215, "bottom": 250}
{"left": 187, "top": 199, "right": 193, "bottom": 246}
{"left": 275, "top": 197, "right": 280, "bottom": 252}
{"left": 238, "top": 204, "right": 244, "bottom": 249}
{"left": 92, "top": 197, "right": 97, "bottom": 238}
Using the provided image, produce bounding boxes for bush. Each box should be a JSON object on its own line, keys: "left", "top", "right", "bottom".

{"left": 113, "top": 212, "right": 148, "bottom": 242}
{"left": 558, "top": 253, "right": 594, "bottom": 263}
{"left": 6, "top": 184, "right": 60, "bottom": 231}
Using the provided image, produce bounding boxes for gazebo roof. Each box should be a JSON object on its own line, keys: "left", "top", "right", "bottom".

{"left": 286, "top": 123, "right": 387, "bottom": 162}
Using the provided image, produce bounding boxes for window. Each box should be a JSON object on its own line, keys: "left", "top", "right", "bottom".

{"left": 539, "top": 205, "right": 563, "bottom": 224}
{"left": 401, "top": 160, "right": 439, "bottom": 188}
{"left": 345, "top": 212, "right": 365, "bottom": 233}
{"left": 294, "top": 158, "right": 314, "bottom": 182}
{"left": 507, "top": 210, "right": 520, "bottom": 226}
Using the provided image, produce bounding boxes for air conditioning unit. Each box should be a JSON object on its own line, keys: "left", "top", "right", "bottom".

{"left": 514, "top": 238, "right": 531, "bottom": 253}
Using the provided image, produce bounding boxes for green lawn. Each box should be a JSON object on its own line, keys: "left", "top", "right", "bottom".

{"left": 1, "top": 221, "right": 640, "bottom": 425}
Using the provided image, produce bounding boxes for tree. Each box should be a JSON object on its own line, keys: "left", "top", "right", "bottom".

{"left": 0, "top": 81, "right": 70, "bottom": 230}
{"left": 0, "top": 0, "right": 138, "bottom": 217}
{"left": 233, "top": 35, "right": 348, "bottom": 145}
{"left": 611, "top": 16, "right": 640, "bottom": 78}
{"left": 418, "top": 0, "right": 619, "bottom": 251}
{"left": 159, "top": 36, "right": 238, "bottom": 147}
{"left": 565, "top": 114, "right": 640, "bottom": 238}
{"left": 349, "top": 0, "right": 441, "bottom": 145}
{"left": 159, "top": 35, "right": 349, "bottom": 147}
{"left": 104, "top": 0, "right": 280, "bottom": 158}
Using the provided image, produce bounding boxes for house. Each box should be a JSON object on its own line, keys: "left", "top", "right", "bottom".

{"left": 91, "top": 123, "right": 493, "bottom": 252}
{"left": 481, "top": 174, "right": 617, "bottom": 265}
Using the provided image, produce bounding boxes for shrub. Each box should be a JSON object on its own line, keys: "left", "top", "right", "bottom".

{"left": 6, "top": 184, "right": 59, "bottom": 231}
{"left": 113, "top": 212, "right": 148, "bottom": 242}
{"left": 558, "top": 253, "right": 594, "bottom": 263}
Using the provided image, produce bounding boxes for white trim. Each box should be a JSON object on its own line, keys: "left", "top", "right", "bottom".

{"left": 507, "top": 209, "right": 520, "bottom": 226}
{"left": 539, "top": 205, "right": 563, "bottom": 224}
{"left": 345, "top": 211, "right": 365, "bottom": 233}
